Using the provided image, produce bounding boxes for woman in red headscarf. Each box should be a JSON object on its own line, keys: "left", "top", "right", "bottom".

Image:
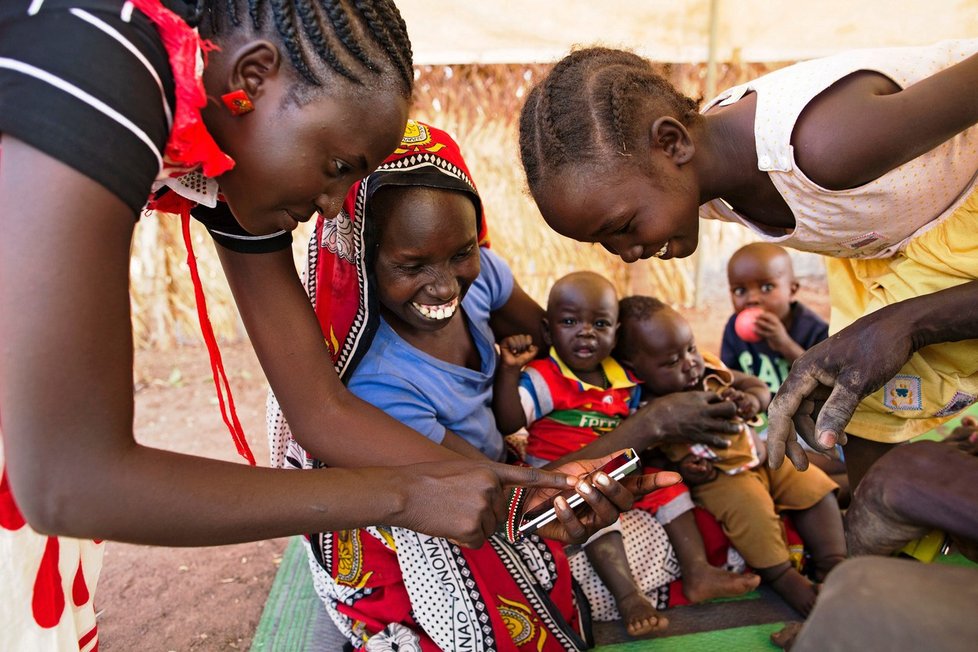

{"left": 267, "top": 121, "right": 744, "bottom": 650}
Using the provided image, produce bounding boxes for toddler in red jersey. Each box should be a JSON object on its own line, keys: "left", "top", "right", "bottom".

{"left": 494, "top": 272, "right": 758, "bottom": 636}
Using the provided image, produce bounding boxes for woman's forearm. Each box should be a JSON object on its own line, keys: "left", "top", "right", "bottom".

{"left": 543, "top": 392, "right": 742, "bottom": 468}
{"left": 543, "top": 415, "right": 660, "bottom": 468}
{"left": 440, "top": 430, "right": 488, "bottom": 460}
{"left": 5, "top": 439, "right": 412, "bottom": 545}
{"left": 489, "top": 277, "right": 545, "bottom": 348}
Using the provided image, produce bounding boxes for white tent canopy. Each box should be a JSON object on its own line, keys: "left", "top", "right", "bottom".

{"left": 398, "top": 0, "right": 978, "bottom": 64}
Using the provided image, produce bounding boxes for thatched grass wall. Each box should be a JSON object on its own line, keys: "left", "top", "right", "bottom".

{"left": 131, "top": 59, "right": 817, "bottom": 349}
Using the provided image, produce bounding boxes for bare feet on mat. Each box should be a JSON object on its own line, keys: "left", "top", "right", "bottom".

{"left": 770, "top": 621, "right": 804, "bottom": 650}
{"left": 682, "top": 566, "right": 760, "bottom": 603}
{"left": 617, "top": 591, "right": 669, "bottom": 637}
{"left": 768, "top": 567, "right": 818, "bottom": 617}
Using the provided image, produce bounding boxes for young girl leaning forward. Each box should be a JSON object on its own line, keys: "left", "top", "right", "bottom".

{"left": 518, "top": 40, "right": 978, "bottom": 488}
{"left": 0, "top": 3, "right": 623, "bottom": 648}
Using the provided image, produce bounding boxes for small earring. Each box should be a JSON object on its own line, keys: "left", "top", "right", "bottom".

{"left": 220, "top": 89, "right": 254, "bottom": 116}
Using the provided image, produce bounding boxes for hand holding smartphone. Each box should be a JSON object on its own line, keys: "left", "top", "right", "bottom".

{"left": 517, "top": 448, "right": 641, "bottom": 535}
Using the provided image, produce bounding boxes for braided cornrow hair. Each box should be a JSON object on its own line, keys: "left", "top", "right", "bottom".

{"left": 519, "top": 47, "right": 699, "bottom": 192}
{"left": 202, "top": 0, "right": 413, "bottom": 95}
{"left": 352, "top": 0, "right": 414, "bottom": 91}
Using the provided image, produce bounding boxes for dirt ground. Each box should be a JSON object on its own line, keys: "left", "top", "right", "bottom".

{"left": 98, "top": 341, "right": 287, "bottom": 651}
{"left": 97, "top": 283, "right": 830, "bottom": 651}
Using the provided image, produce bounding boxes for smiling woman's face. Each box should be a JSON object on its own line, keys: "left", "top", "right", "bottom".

{"left": 371, "top": 186, "right": 481, "bottom": 337}
{"left": 533, "top": 159, "right": 701, "bottom": 264}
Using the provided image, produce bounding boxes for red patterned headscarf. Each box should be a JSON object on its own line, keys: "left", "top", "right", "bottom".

{"left": 308, "top": 120, "right": 490, "bottom": 380}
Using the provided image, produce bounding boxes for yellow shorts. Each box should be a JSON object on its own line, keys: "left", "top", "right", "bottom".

{"left": 826, "top": 188, "right": 978, "bottom": 443}
{"left": 691, "top": 463, "right": 838, "bottom": 569}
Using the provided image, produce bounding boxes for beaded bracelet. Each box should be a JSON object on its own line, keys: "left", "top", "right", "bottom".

{"left": 502, "top": 486, "right": 528, "bottom": 544}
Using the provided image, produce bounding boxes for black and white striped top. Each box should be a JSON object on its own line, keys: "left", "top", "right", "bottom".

{"left": 0, "top": 0, "right": 290, "bottom": 253}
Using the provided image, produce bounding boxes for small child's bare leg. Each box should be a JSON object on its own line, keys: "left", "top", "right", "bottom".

{"left": 585, "top": 531, "right": 668, "bottom": 637}
{"left": 805, "top": 451, "right": 850, "bottom": 508}
{"left": 787, "top": 494, "right": 847, "bottom": 582}
{"left": 757, "top": 561, "right": 818, "bottom": 616}
{"left": 663, "top": 510, "right": 760, "bottom": 602}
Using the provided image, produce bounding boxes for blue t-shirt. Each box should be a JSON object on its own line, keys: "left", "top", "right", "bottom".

{"left": 347, "top": 247, "right": 514, "bottom": 461}
{"left": 720, "top": 301, "right": 829, "bottom": 393}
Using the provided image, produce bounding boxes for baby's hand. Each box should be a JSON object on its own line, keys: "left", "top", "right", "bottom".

{"left": 677, "top": 454, "right": 716, "bottom": 486}
{"left": 500, "top": 334, "right": 538, "bottom": 369}
{"left": 721, "top": 387, "right": 760, "bottom": 420}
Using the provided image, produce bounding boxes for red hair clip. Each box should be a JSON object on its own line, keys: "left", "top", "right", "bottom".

{"left": 220, "top": 89, "right": 254, "bottom": 116}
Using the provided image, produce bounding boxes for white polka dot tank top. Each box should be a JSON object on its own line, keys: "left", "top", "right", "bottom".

{"left": 699, "top": 39, "right": 978, "bottom": 259}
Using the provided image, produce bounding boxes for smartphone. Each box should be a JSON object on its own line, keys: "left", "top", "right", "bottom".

{"left": 517, "top": 448, "right": 641, "bottom": 536}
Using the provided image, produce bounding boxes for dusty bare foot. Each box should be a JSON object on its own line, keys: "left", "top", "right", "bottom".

{"left": 617, "top": 592, "right": 668, "bottom": 637}
{"left": 682, "top": 565, "right": 760, "bottom": 603}
{"left": 845, "top": 468, "right": 929, "bottom": 557}
{"left": 770, "top": 621, "right": 804, "bottom": 650}
{"left": 769, "top": 567, "right": 817, "bottom": 617}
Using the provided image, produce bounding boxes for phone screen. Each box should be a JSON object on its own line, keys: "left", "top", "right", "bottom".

{"left": 517, "top": 449, "right": 640, "bottom": 535}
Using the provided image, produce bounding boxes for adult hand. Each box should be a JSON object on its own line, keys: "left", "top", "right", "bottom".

{"left": 527, "top": 452, "right": 681, "bottom": 544}
{"left": 767, "top": 306, "right": 914, "bottom": 470}
{"left": 635, "top": 391, "right": 741, "bottom": 449}
{"left": 391, "top": 460, "right": 576, "bottom": 548}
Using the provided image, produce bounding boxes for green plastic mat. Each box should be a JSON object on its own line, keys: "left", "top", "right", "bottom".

{"left": 936, "top": 552, "right": 978, "bottom": 568}
{"left": 592, "top": 622, "right": 786, "bottom": 651}
{"left": 251, "top": 538, "right": 324, "bottom": 651}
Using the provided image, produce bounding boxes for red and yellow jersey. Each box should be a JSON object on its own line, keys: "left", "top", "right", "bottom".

{"left": 521, "top": 349, "right": 641, "bottom": 463}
